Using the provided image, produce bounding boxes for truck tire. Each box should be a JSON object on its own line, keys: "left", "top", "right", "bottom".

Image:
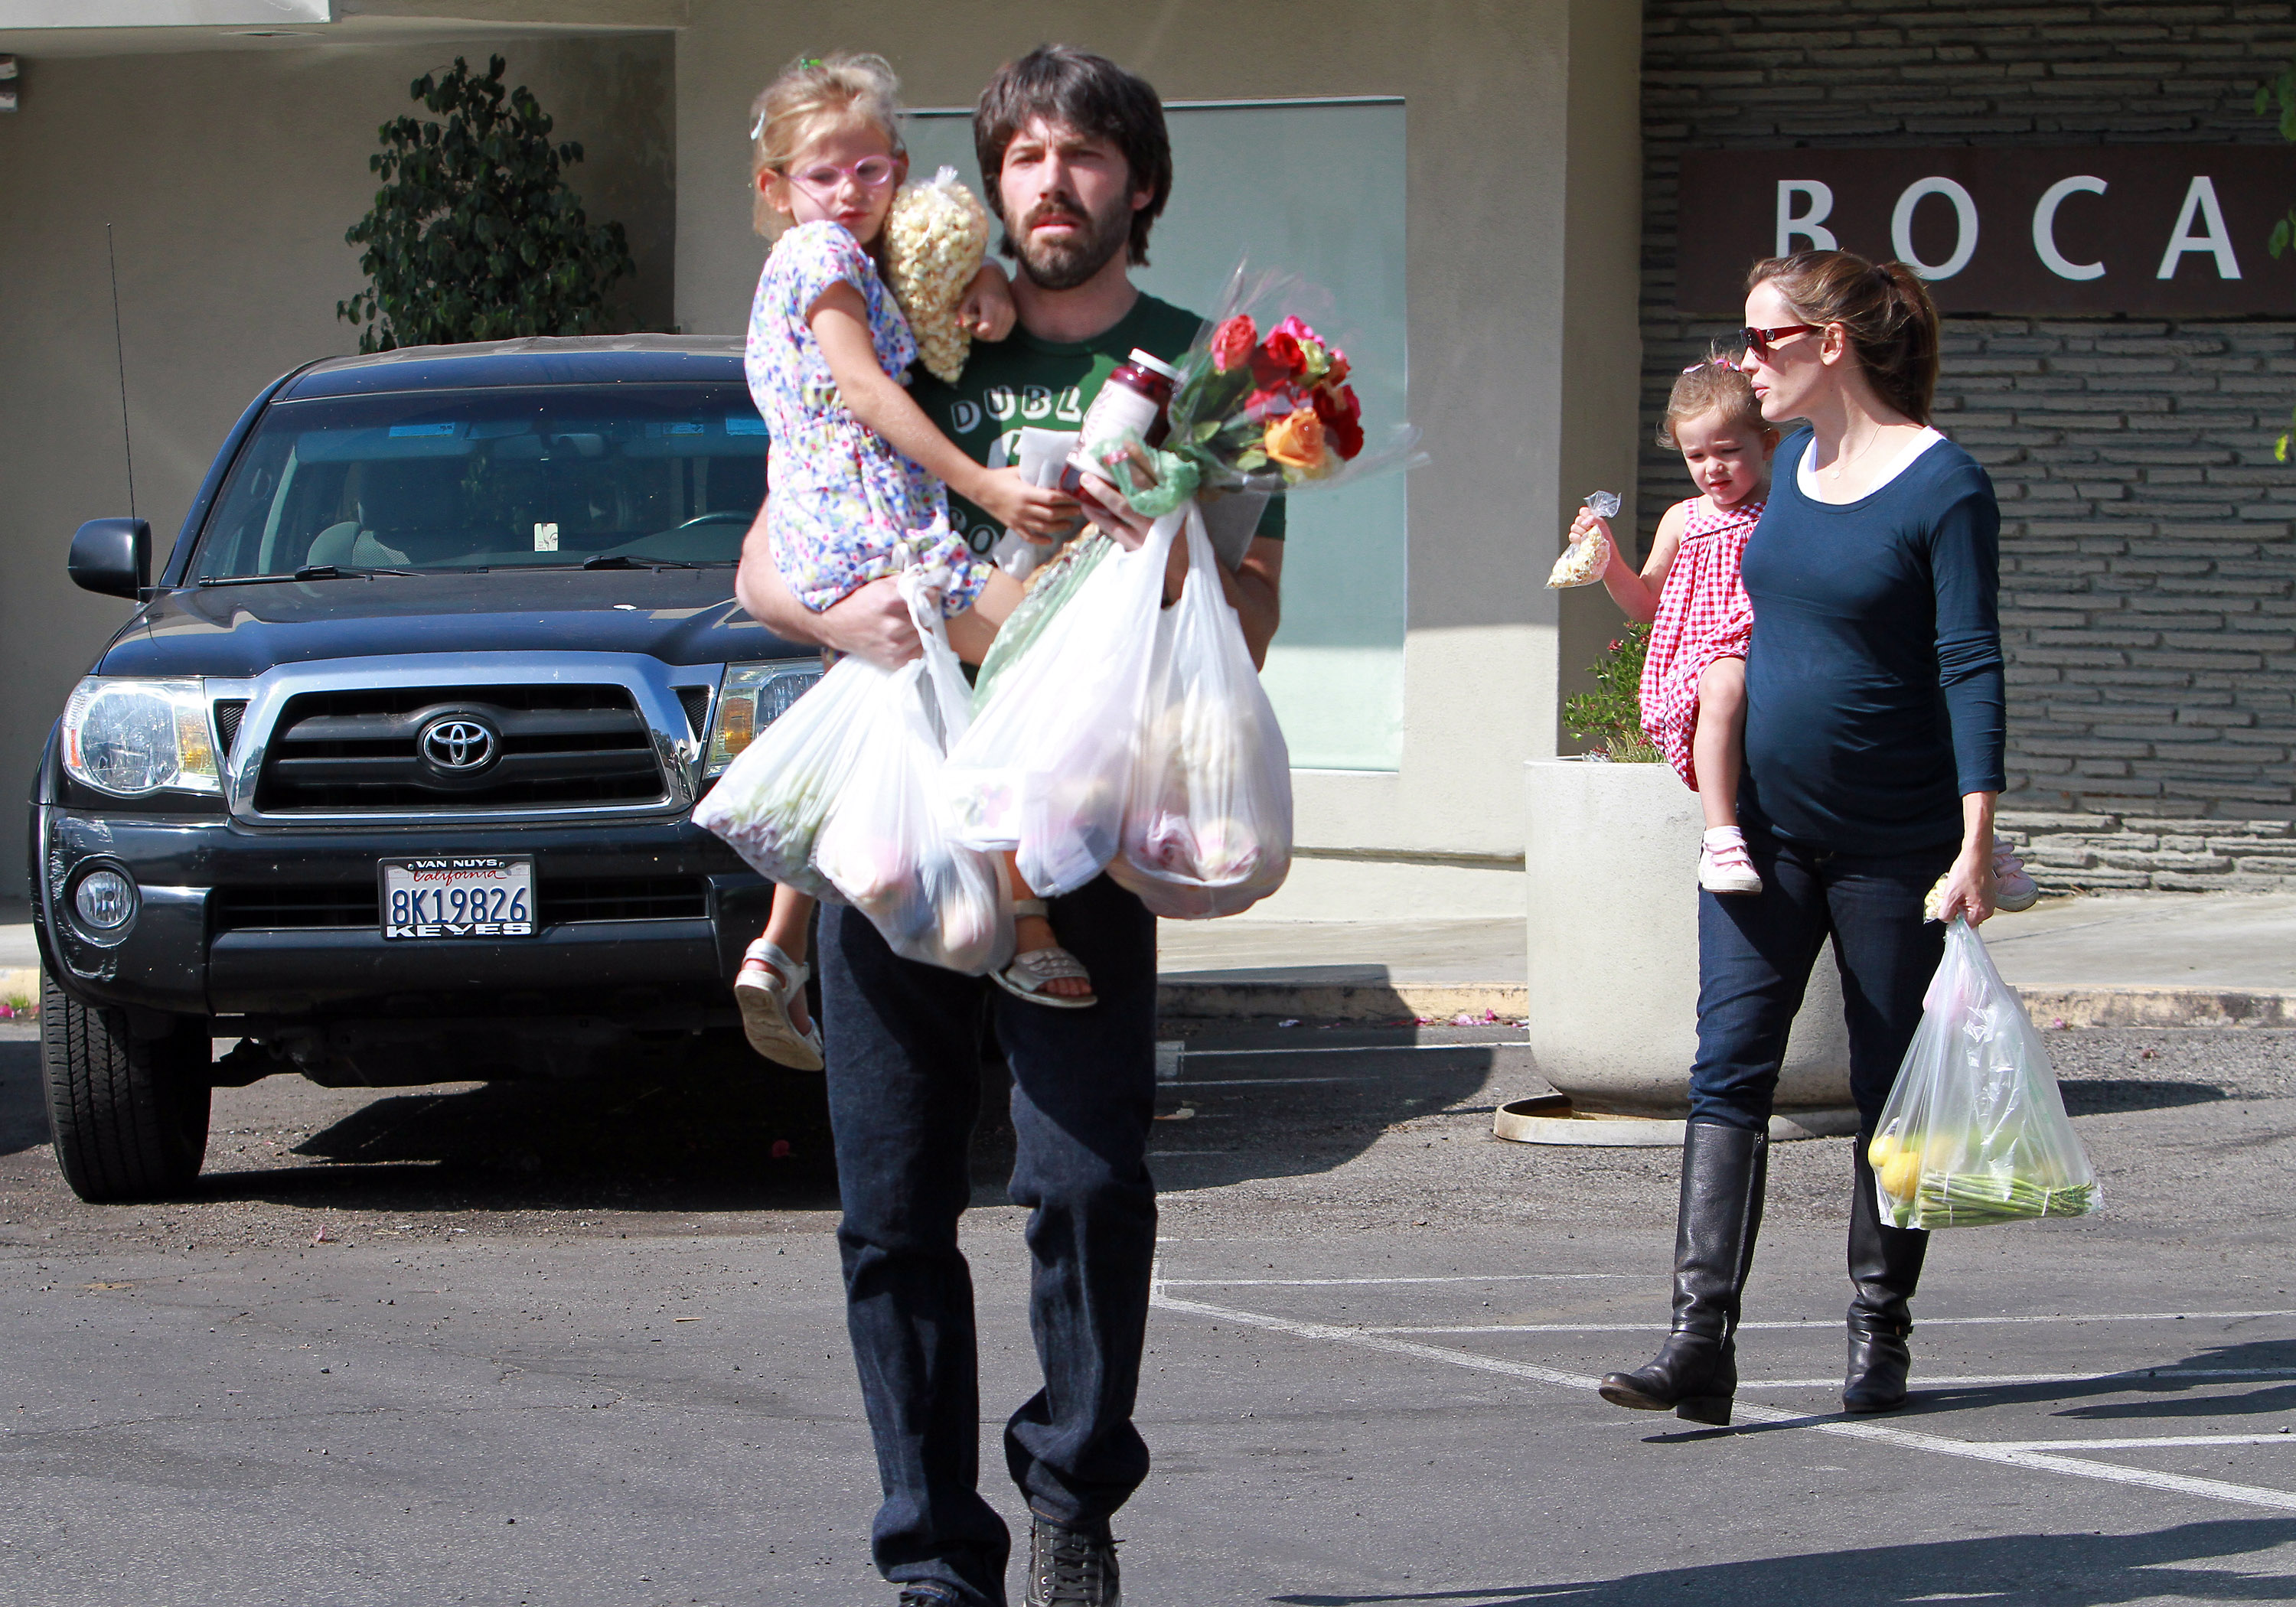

{"left": 41, "top": 975, "right": 213, "bottom": 1202}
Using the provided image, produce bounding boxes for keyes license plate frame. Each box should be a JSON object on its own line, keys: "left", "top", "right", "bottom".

{"left": 380, "top": 856, "right": 536, "bottom": 939}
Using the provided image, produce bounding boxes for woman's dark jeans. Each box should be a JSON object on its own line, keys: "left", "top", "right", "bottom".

{"left": 818, "top": 874, "right": 1159, "bottom": 1607}
{"left": 1691, "top": 831, "right": 1958, "bottom": 1132}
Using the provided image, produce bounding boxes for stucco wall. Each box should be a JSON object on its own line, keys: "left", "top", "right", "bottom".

{"left": 672, "top": 0, "right": 1643, "bottom": 918}
{"left": 0, "top": 33, "right": 674, "bottom": 898}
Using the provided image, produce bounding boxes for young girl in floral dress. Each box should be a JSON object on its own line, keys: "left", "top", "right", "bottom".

{"left": 729, "top": 53, "right": 1091, "bottom": 1071}
{"left": 1574, "top": 360, "right": 1775, "bottom": 892}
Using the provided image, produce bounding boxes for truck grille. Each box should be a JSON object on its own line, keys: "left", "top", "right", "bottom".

{"left": 212, "top": 875, "right": 709, "bottom": 932}
{"left": 253, "top": 685, "right": 664, "bottom": 813}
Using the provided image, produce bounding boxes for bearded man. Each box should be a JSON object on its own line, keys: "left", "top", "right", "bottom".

{"left": 736, "top": 44, "right": 1285, "bottom": 1607}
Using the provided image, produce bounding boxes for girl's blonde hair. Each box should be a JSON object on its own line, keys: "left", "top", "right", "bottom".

{"left": 748, "top": 51, "right": 906, "bottom": 238}
{"left": 1658, "top": 356, "right": 1771, "bottom": 449}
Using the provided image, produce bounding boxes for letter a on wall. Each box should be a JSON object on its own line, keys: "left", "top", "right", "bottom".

{"left": 2155, "top": 176, "right": 2242, "bottom": 280}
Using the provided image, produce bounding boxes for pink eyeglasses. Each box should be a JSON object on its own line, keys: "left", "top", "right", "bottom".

{"left": 785, "top": 155, "right": 899, "bottom": 197}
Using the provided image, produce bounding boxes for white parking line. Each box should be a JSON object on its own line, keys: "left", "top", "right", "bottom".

{"left": 1992, "top": 1435, "right": 2296, "bottom": 1451}
{"left": 1359, "top": 1309, "right": 2296, "bottom": 1335}
{"left": 1157, "top": 1273, "right": 1651, "bottom": 1288}
{"left": 1739, "top": 1367, "right": 2296, "bottom": 1390}
{"left": 1150, "top": 1282, "right": 2296, "bottom": 1516}
{"left": 1180, "top": 1041, "right": 1530, "bottom": 1057}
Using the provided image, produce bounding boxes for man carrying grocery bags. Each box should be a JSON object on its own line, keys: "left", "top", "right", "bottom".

{"left": 737, "top": 46, "right": 1284, "bottom": 1607}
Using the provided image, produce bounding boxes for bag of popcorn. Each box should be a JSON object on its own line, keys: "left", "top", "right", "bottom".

{"left": 882, "top": 166, "right": 991, "bottom": 384}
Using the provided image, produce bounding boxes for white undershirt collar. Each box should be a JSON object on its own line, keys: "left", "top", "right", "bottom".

{"left": 1798, "top": 425, "right": 1945, "bottom": 504}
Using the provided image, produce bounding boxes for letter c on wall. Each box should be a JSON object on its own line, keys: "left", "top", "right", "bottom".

{"left": 1890, "top": 176, "right": 1980, "bottom": 279}
{"left": 2032, "top": 175, "right": 2107, "bottom": 281}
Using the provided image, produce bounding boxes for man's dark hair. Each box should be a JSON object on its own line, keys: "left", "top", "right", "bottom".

{"left": 974, "top": 44, "right": 1172, "bottom": 266}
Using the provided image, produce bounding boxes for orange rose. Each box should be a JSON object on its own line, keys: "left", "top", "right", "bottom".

{"left": 1262, "top": 406, "right": 1328, "bottom": 474}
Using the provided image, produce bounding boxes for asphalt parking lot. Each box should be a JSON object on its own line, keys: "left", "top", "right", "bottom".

{"left": 2, "top": 1016, "right": 2294, "bottom": 1605}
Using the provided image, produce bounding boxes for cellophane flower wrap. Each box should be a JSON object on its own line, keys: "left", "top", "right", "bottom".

{"left": 1867, "top": 919, "right": 2100, "bottom": 1229}
{"left": 1083, "top": 263, "right": 1421, "bottom": 518}
{"left": 882, "top": 166, "right": 991, "bottom": 384}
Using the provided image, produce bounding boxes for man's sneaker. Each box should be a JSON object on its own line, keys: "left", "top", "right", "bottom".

{"left": 1992, "top": 835, "right": 2040, "bottom": 912}
{"left": 1025, "top": 1515, "right": 1120, "bottom": 1607}
{"left": 1698, "top": 826, "right": 1763, "bottom": 895}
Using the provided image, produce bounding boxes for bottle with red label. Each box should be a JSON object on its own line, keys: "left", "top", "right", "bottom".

{"left": 1059, "top": 347, "right": 1179, "bottom": 496}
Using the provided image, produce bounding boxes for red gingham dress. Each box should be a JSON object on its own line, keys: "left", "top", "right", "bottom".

{"left": 1639, "top": 495, "right": 1762, "bottom": 792}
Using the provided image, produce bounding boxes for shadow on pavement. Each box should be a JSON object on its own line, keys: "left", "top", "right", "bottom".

{"left": 1642, "top": 1340, "right": 2296, "bottom": 1446}
{"left": 179, "top": 1024, "right": 1496, "bottom": 1213}
{"left": 200, "top": 1035, "right": 846, "bottom": 1214}
{"left": 2060, "top": 1077, "right": 2228, "bottom": 1116}
{"left": 0, "top": 1039, "right": 47, "bottom": 1159}
{"left": 1270, "top": 1517, "right": 2296, "bottom": 1605}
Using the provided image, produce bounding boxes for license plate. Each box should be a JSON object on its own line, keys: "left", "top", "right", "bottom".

{"left": 380, "top": 856, "right": 536, "bottom": 939}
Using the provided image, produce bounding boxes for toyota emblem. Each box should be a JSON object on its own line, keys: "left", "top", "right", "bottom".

{"left": 419, "top": 716, "right": 497, "bottom": 772}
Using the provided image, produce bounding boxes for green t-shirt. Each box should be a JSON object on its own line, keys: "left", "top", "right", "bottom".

{"left": 907, "top": 290, "right": 1285, "bottom": 555}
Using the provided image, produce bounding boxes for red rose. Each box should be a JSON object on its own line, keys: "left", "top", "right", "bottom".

{"left": 1251, "top": 332, "right": 1308, "bottom": 388}
{"left": 1311, "top": 383, "right": 1365, "bottom": 458}
{"left": 1210, "top": 315, "right": 1257, "bottom": 373}
{"left": 1244, "top": 386, "right": 1297, "bottom": 421}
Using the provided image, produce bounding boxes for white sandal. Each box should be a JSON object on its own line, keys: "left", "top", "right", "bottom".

{"left": 735, "top": 937, "right": 824, "bottom": 1071}
{"left": 993, "top": 899, "right": 1097, "bottom": 1010}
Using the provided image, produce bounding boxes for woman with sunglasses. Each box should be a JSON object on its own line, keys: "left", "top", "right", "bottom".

{"left": 1600, "top": 249, "right": 2027, "bottom": 1427}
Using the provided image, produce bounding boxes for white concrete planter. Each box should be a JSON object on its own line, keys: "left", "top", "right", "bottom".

{"left": 1517, "top": 758, "right": 1857, "bottom": 1143}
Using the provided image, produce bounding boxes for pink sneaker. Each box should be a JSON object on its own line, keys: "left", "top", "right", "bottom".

{"left": 1992, "top": 835, "right": 2039, "bottom": 912}
{"left": 1699, "top": 827, "right": 1763, "bottom": 895}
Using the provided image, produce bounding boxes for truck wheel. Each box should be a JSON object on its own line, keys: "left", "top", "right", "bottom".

{"left": 41, "top": 976, "right": 213, "bottom": 1202}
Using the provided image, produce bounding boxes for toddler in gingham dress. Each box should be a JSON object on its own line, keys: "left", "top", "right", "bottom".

{"left": 1572, "top": 359, "right": 1777, "bottom": 894}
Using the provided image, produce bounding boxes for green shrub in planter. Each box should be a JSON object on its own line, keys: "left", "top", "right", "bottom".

{"left": 338, "top": 54, "right": 636, "bottom": 354}
{"left": 1564, "top": 622, "right": 1662, "bottom": 762}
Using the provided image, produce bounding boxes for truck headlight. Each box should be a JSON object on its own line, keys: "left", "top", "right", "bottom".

{"left": 704, "top": 663, "right": 822, "bottom": 778}
{"left": 60, "top": 677, "right": 222, "bottom": 797}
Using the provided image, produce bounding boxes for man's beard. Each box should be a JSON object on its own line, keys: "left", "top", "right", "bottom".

{"left": 1003, "top": 187, "right": 1130, "bottom": 291}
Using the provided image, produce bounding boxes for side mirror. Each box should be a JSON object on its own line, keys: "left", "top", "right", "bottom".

{"left": 69, "top": 517, "right": 152, "bottom": 601}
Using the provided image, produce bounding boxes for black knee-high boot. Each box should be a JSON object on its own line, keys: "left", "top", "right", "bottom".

{"left": 1599, "top": 1120, "right": 1768, "bottom": 1426}
{"left": 1844, "top": 1146, "right": 1929, "bottom": 1413}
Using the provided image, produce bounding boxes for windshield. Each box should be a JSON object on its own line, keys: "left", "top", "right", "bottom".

{"left": 189, "top": 384, "right": 768, "bottom": 581}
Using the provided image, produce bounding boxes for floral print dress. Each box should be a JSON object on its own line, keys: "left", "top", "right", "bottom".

{"left": 745, "top": 220, "right": 988, "bottom": 616}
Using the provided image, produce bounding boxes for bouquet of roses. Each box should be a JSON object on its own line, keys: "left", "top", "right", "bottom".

{"left": 1083, "top": 265, "right": 1418, "bottom": 517}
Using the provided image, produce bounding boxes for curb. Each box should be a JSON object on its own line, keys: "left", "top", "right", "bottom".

{"left": 2013, "top": 983, "right": 2296, "bottom": 1030}
{"left": 1157, "top": 980, "right": 1527, "bottom": 1024}
{"left": 1159, "top": 977, "right": 2296, "bottom": 1028}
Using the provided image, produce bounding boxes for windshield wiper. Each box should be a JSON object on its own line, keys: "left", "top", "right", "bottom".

{"left": 196, "top": 564, "right": 416, "bottom": 588}
{"left": 577, "top": 554, "right": 703, "bottom": 571}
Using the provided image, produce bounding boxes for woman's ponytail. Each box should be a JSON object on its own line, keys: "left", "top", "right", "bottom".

{"left": 1746, "top": 250, "right": 1942, "bottom": 425}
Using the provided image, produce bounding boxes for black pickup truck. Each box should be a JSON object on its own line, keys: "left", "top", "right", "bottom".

{"left": 29, "top": 337, "right": 822, "bottom": 1201}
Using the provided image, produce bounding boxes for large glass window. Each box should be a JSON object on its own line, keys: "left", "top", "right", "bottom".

{"left": 191, "top": 384, "right": 767, "bottom": 581}
{"left": 909, "top": 99, "right": 1408, "bottom": 771}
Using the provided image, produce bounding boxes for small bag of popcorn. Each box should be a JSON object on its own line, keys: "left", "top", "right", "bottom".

{"left": 882, "top": 166, "right": 992, "bottom": 384}
{"left": 1547, "top": 490, "right": 1620, "bottom": 589}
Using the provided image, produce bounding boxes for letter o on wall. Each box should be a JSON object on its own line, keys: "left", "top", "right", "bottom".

{"left": 1890, "top": 176, "right": 1981, "bottom": 280}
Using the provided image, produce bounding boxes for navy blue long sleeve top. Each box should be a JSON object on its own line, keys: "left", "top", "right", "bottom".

{"left": 1737, "top": 429, "right": 2007, "bottom": 856}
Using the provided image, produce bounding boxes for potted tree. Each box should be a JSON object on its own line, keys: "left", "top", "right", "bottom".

{"left": 1506, "top": 627, "right": 1856, "bottom": 1146}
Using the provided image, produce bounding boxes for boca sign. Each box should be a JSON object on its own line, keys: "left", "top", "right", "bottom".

{"left": 1676, "top": 145, "right": 2296, "bottom": 316}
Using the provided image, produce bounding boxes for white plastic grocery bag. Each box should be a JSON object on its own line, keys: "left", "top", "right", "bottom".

{"left": 1108, "top": 504, "right": 1293, "bottom": 919}
{"left": 944, "top": 516, "right": 1179, "bottom": 897}
{"left": 693, "top": 652, "right": 869, "bottom": 904}
{"left": 1868, "top": 918, "right": 2100, "bottom": 1229}
{"left": 812, "top": 572, "right": 1015, "bottom": 976}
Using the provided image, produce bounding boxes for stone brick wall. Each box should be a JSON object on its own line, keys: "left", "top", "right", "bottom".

{"left": 1639, "top": 1, "right": 2296, "bottom": 890}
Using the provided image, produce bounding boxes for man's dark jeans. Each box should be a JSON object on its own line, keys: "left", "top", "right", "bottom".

{"left": 820, "top": 873, "right": 1159, "bottom": 1607}
{"left": 1691, "top": 831, "right": 1958, "bottom": 1132}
